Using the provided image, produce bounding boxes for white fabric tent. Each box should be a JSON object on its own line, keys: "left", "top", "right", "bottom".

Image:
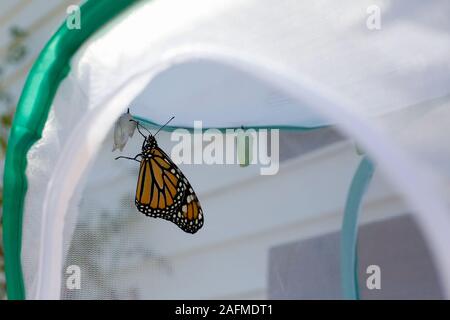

{"left": 3, "top": 0, "right": 450, "bottom": 299}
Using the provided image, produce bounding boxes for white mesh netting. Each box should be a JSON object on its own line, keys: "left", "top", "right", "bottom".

{"left": 20, "top": 0, "right": 450, "bottom": 299}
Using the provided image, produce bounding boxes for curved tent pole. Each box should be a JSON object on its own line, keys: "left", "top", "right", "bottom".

{"left": 2, "top": 0, "right": 141, "bottom": 300}
{"left": 341, "top": 156, "right": 375, "bottom": 299}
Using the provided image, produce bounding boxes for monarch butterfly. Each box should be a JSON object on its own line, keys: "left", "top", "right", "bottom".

{"left": 116, "top": 117, "right": 204, "bottom": 234}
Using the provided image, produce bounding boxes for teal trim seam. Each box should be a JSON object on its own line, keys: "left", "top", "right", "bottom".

{"left": 134, "top": 115, "right": 330, "bottom": 133}
{"left": 341, "top": 156, "right": 375, "bottom": 299}
{"left": 2, "top": 0, "right": 140, "bottom": 300}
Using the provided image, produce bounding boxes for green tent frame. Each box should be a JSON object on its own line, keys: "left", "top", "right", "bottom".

{"left": 2, "top": 0, "right": 373, "bottom": 300}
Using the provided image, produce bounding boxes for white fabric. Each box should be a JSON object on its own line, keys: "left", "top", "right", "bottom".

{"left": 21, "top": 0, "right": 450, "bottom": 299}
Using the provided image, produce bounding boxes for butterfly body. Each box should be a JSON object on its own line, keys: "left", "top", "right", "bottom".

{"left": 118, "top": 124, "right": 204, "bottom": 234}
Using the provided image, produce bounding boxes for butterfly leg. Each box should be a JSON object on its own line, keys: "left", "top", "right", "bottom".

{"left": 115, "top": 154, "right": 142, "bottom": 162}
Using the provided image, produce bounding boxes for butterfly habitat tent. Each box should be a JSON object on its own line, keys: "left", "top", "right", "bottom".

{"left": 2, "top": 0, "right": 450, "bottom": 300}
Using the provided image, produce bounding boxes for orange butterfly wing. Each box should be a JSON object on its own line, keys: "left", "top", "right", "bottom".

{"left": 135, "top": 147, "right": 204, "bottom": 234}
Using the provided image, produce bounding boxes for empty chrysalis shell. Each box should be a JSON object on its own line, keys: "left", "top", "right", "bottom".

{"left": 112, "top": 109, "right": 137, "bottom": 152}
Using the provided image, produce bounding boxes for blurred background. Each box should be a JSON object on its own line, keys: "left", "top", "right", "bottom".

{"left": 1, "top": 0, "right": 447, "bottom": 299}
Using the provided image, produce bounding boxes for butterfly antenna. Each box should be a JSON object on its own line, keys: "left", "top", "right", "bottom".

{"left": 129, "top": 119, "right": 152, "bottom": 136}
{"left": 154, "top": 116, "right": 175, "bottom": 136}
